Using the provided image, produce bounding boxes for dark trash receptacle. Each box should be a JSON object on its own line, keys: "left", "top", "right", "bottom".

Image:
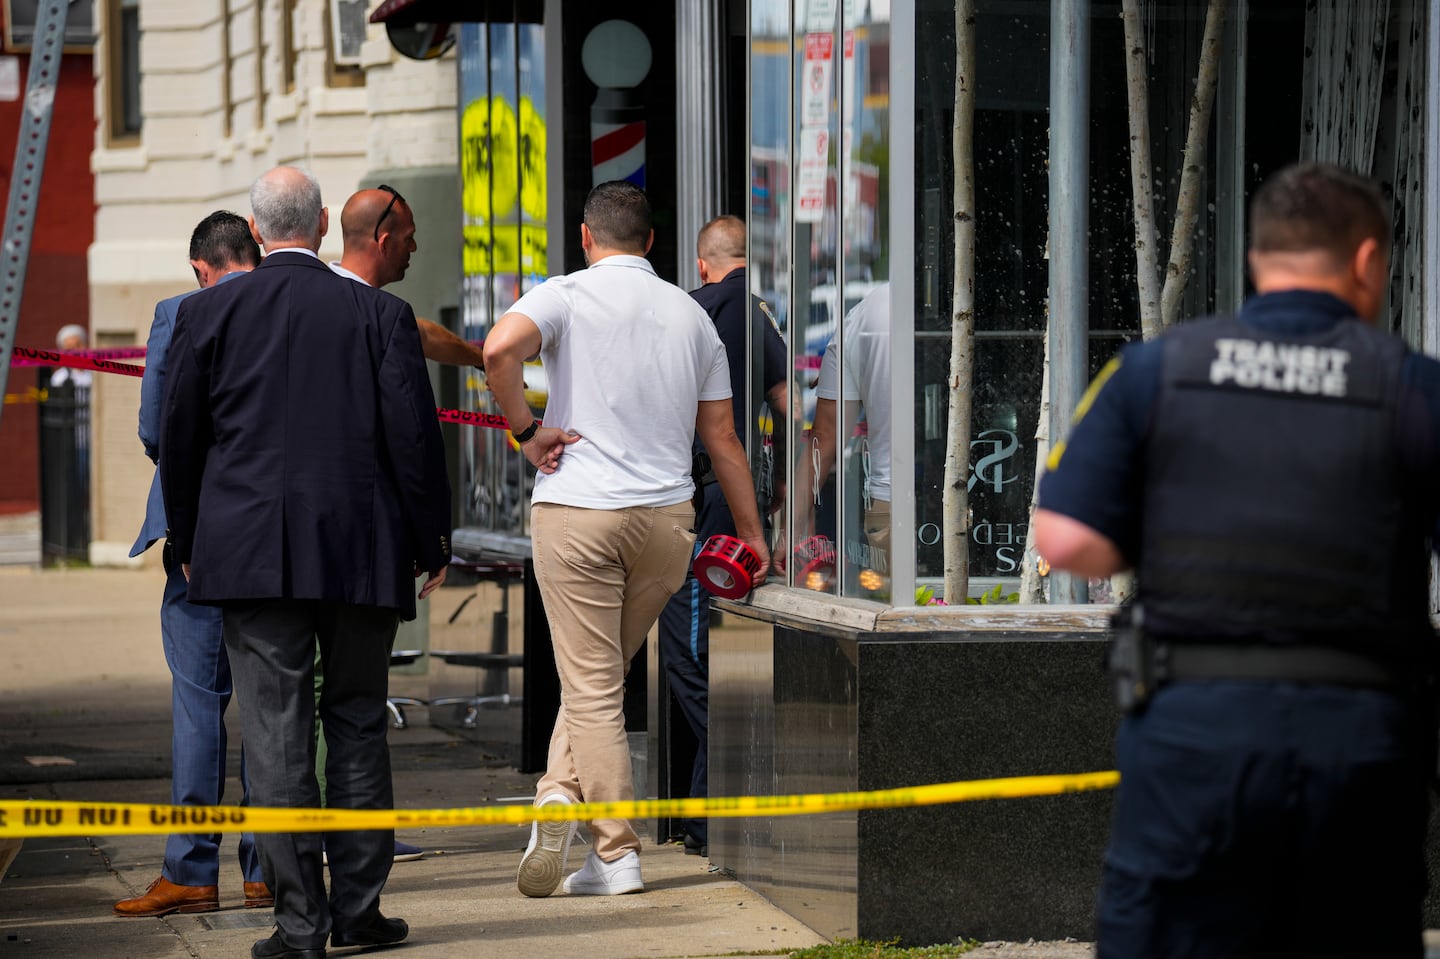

{"left": 38, "top": 372, "right": 90, "bottom": 565}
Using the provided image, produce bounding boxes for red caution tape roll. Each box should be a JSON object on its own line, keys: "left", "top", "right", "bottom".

{"left": 693, "top": 534, "right": 762, "bottom": 599}
{"left": 793, "top": 535, "right": 837, "bottom": 591}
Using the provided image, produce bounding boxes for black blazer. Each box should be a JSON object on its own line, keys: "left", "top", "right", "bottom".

{"left": 160, "top": 251, "right": 451, "bottom": 620}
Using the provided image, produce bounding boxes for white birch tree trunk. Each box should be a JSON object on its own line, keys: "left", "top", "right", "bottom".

{"left": 1019, "top": 320, "right": 1051, "bottom": 604}
{"left": 1159, "top": 0, "right": 1229, "bottom": 329}
{"left": 942, "top": 0, "right": 977, "bottom": 604}
{"left": 1102, "top": 0, "right": 1226, "bottom": 605}
{"left": 1122, "top": 0, "right": 1164, "bottom": 341}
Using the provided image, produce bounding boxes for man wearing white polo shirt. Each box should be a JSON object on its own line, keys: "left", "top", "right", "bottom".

{"left": 483, "top": 180, "right": 771, "bottom": 898}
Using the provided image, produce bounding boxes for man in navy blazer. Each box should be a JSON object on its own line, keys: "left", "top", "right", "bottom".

{"left": 117, "top": 212, "right": 267, "bottom": 919}
{"left": 161, "top": 166, "right": 451, "bottom": 959}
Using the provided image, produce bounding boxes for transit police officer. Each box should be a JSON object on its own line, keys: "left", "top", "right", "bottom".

{"left": 1034, "top": 162, "right": 1440, "bottom": 957}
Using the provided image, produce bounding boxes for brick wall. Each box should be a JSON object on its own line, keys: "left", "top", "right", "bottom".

{"left": 0, "top": 52, "right": 96, "bottom": 509}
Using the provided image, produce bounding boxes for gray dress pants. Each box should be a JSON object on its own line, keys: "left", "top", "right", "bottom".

{"left": 223, "top": 599, "right": 398, "bottom": 950}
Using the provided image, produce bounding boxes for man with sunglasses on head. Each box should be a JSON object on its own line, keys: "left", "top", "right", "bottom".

{"left": 323, "top": 184, "right": 482, "bottom": 866}
{"left": 331, "top": 184, "right": 485, "bottom": 369}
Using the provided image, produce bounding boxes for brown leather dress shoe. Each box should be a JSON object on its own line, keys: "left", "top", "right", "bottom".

{"left": 113, "top": 875, "right": 219, "bottom": 917}
{"left": 243, "top": 881, "right": 274, "bottom": 908}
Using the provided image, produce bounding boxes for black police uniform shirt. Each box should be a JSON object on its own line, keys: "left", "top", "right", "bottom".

{"left": 1038, "top": 289, "right": 1440, "bottom": 570}
{"left": 690, "top": 266, "right": 788, "bottom": 457}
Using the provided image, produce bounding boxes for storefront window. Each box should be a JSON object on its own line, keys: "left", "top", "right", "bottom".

{"left": 912, "top": 4, "right": 1051, "bottom": 599}
{"left": 458, "top": 21, "right": 548, "bottom": 533}
{"left": 786, "top": 0, "right": 843, "bottom": 596}
{"left": 905, "top": 1, "right": 1286, "bottom": 604}
{"left": 828, "top": 0, "right": 892, "bottom": 600}
{"left": 760, "top": 0, "right": 893, "bottom": 600}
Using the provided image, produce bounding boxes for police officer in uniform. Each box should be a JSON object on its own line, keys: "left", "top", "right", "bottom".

{"left": 656, "top": 214, "right": 788, "bottom": 857}
{"left": 1034, "top": 162, "right": 1440, "bottom": 957}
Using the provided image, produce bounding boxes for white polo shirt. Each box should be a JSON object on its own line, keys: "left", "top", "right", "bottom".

{"left": 816, "top": 283, "right": 891, "bottom": 501}
{"left": 509, "top": 254, "right": 731, "bottom": 509}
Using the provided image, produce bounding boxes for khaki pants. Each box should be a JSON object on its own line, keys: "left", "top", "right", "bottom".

{"left": 863, "top": 498, "right": 892, "bottom": 570}
{"left": 531, "top": 501, "right": 696, "bottom": 860}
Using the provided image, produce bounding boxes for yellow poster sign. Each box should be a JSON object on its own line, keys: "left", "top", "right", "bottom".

{"left": 462, "top": 96, "right": 519, "bottom": 221}
{"left": 462, "top": 93, "right": 547, "bottom": 278}
{"left": 518, "top": 96, "right": 546, "bottom": 222}
{"left": 464, "top": 224, "right": 549, "bottom": 276}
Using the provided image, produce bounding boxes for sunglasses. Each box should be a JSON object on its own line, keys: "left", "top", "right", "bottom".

{"left": 374, "top": 184, "right": 405, "bottom": 242}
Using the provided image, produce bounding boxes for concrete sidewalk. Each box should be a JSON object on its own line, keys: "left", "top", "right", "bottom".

{"left": 0, "top": 566, "right": 1099, "bottom": 958}
{"left": 0, "top": 566, "right": 835, "bottom": 958}
{"left": 10, "top": 567, "right": 1440, "bottom": 958}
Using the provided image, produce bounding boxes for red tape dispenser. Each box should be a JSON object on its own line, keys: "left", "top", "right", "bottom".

{"left": 793, "top": 535, "right": 837, "bottom": 592}
{"left": 693, "top": 534, "right": 762, "bottom": 599}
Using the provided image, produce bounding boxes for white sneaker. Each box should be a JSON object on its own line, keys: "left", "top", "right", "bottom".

{"left": 517, "top": 794, "right": 577, "bottom": 898}
{"left": 562, "top": 850, "right": 644, "bottom": 896}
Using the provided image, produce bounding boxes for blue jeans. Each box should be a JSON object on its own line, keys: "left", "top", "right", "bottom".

{"left": 160, "top": 559, "right": 262, "bottom": 886}
{"left": 656, "top": 482, "right": 733, "bottom": 846}
{"left": 1097, "top": 680, "right": 1432, "bottom": 958}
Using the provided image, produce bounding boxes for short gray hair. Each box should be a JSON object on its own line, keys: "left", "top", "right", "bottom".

{"left": 250, "top": 166, "right": 323, "bottom": 243}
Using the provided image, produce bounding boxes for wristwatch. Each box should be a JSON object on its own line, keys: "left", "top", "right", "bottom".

{"left": 512, "top": 420, "right": 539, "bottom": 444}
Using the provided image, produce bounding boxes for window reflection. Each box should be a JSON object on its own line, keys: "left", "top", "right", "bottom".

{"left": 770, "top": 0, "right": 891, "bottom": 599}
{"left": 747, "top": 0, "right": 1403, "bottom": 606}
{"left": 750, "top": 0, "right": 795, "bottom": 577}
{"left": 788, "top": 283, "right": 891, "bottom": 596}
{"left": 458, "top": 21, "right": 548, "bottom": 534}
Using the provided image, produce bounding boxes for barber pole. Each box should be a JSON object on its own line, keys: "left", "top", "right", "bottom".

{"left": 591, "top": 109, "right": 646, "bottom": 187}
{"left": 580, "top": 19, "right": 652, "bottom": 188}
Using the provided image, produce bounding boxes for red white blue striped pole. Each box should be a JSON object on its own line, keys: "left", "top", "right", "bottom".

{"left": 580, "top": 20, "right": 653, "bottom": 187}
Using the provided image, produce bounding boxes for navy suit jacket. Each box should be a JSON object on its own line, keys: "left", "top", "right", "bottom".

{"left": 159, "top": 251, "right": 451, "bottom": 620}
{"left": 131, "top": 272, "right": 248, "bottom": 558}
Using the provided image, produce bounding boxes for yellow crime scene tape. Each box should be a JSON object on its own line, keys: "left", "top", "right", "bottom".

{"left": 3, "top": 387, "right": 46, "bottom": 405}
{"left": 0, "top": 771, "right": 1119, "bottom": 839}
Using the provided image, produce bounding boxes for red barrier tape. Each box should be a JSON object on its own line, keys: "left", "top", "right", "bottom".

{"left": 436, "top": 407, "right": 512, "bottom": 430}
{"left": 11, "top": 347, "right": 144, "bottom": 377}
{"left": 10, "top": 347, "right": 148, "bottom": 366}
{"left": 693, "top": 534, "right": 763, "bottom": 599}
{"left": 11, "top": 348, "right": 523, "bottom": 432}
{"left": 76, "top": 347, "right": 148, "bottom": 361}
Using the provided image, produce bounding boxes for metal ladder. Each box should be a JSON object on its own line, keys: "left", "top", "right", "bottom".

{"left": 0, "top": 0, "right": 72, "bottom": 430}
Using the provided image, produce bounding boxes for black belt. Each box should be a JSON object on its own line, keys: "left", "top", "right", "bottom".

{"left": 1162, "top": 643, "right": 1405, "bottom": 691}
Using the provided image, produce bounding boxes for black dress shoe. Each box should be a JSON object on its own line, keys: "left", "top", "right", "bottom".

{"left": 251, "top": 929, "right": 325, "bottom": 959}
{"left": 331, "top": 915, "right": 409, "bottom": 948}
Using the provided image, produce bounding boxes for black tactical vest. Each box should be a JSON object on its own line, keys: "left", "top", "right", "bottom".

{"left": 1139, "top": 314, "right": 1433, "bottom": 664}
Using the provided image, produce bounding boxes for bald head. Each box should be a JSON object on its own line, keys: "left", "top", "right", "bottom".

{"left": 337, "top": 186, "right": 418, "bottom": 288}
{"left": 341, "top": 190, "right": 396, "bottom": 247}
{"left": 249, "top": 166, "right": 326, "bottom": 251}
{"left": 696, "top": 215, "right": 747, "bottom": 285}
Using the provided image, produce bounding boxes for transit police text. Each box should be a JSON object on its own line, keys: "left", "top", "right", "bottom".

{"left": 1209, "top": 338, "right": 1350, "bottom": 397}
